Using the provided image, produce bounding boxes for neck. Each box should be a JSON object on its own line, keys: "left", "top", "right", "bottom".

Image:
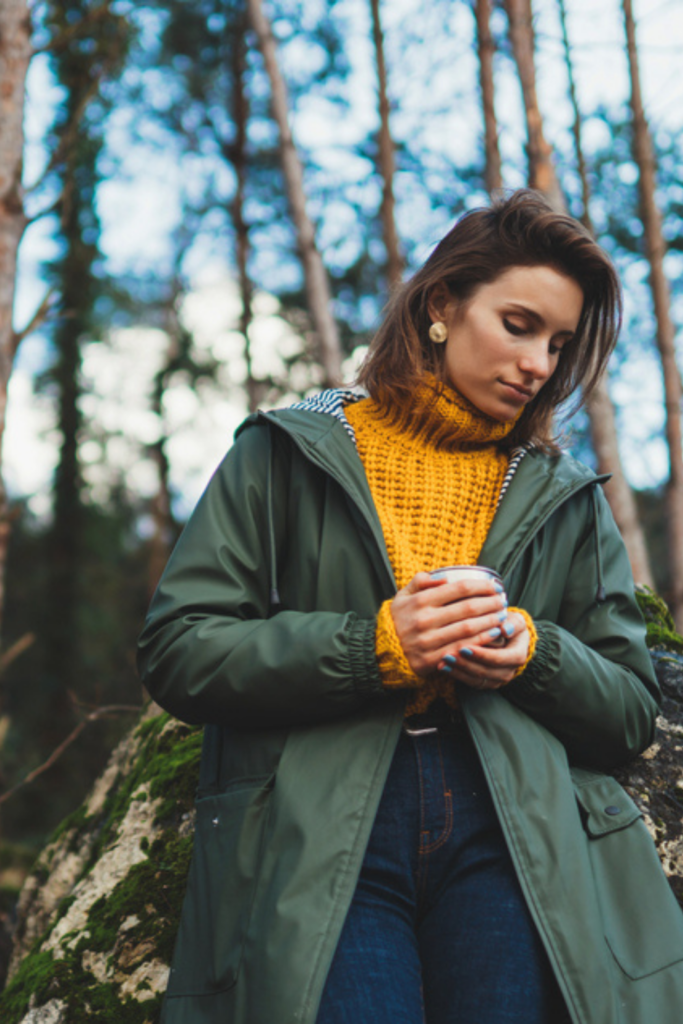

{"left": 374, "top": 377, "right": 519, "bottom": 450}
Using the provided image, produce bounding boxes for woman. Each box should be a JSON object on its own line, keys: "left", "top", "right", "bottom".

{"left": 138, "top": 190, "right": 683, "bottom": 1024}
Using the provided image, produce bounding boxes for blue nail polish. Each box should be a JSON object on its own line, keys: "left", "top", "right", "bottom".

{"left": 443, "top": 654, "right": 457, "bottom": 666}
{"left": 489, "top": 627, "right": 502, "bottom": 639}
{"left": 498, "top": 611, "right": 507, "bottom": 622}
{"left": 461, "top": 648, "right": 473, "bottom": 658}
{"left": 494, "top": 583, "right": 504, "bottom": 593}
{"left": 503, "top": 621, "right": 515, "bottom": 637}
{"left": 441, "top": 662, "right": 455, "bottom": 674}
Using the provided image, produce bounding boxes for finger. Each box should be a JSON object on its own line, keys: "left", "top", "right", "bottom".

{"left": 430, "top": 591, "right": 508, "bottom": 621}
{"left": 427, "top": 577, "right": 506, "bottom": 607}
{"left": 438, "top": 648, "right": 509, "bottom": 676}
{"left": 461, "top": 611, "right": 525, "bottom": 651}
{"left": 423, "top": 605, "right": 510, "bottom": 650}
{"left": 438, "top": 652, "right": 510, "bottom": 688}
{"left": 414, "top": 593, "right": 507, "bottom": 637}
{"left": 438, "top": 626, "right": 528, "bottom": 669}
{"left": 402, "top": 572, "right": 447, "bottom": 596}
{"left": 441, "top": 655, "right": 514, "bottom": 689}
{"left": 457, "top": 640, "right": 527, "bottom": 669}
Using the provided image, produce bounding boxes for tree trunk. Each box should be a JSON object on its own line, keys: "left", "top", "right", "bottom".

{"left": 502, "top": 0, "right": 564, "bottom": 210}
{"left": 622, "top": 0, "right": 683, "bottom": 627}
{"left": 0, "top": 0, "right": 31, "bottom": 639}
{"left": 231, "top": 21, "right": 260, "bottom": 413}
{"left": 474, "top": 0, "right": 503, "bottom": 194}
{"left": 585, "top": 383, "right": 653, "bottom": 585}
{"left": 369, "top": 0, "right": 403, "bottom": 291}
{"left": 147, "top": 438, "right": 175, "bottom": 599}
{"left": 504, "top": 0, "right": 652, "bottom": 586}
{"left": 556, "top": 0, "right": 590, "bottom": 230}
{"left": 148, "top": 306, "right": 178, "bottom": 600}
{"left": 246, "top": 0, "right": 343, "bottom": 387}
{"left": 556, "top": 0, "right": 653, "bottom": 586}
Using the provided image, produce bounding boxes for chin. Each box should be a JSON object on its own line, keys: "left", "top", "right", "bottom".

{"left": 482, "top": 403, "right": 519, "bottom": 423}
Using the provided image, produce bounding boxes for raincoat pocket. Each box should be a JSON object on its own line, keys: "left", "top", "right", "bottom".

{"left": 165, "top": 774, "right": 275, "bottom": 998}
{"left": 574, "top": 771, "right": 683, "bottom": 980}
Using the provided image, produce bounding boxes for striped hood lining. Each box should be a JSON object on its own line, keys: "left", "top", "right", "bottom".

{"left": 289, "top": 388, "right": 530, "bottom": 508}
{"left": 290, "top": 388, "right": 366, "bottom": 443}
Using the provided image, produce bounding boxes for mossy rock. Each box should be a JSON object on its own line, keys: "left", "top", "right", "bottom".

{"left": 613, "top": 587, "right": 683, "bottom": 906}
{"left": 0, "top": 708, "right": 202, "bottom": 1023}
{"left": 636, "top": 584, "right": 683, "bottom": 654}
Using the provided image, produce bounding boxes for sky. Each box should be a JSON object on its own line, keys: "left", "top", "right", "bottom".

{"left": 6, "top": 0, "right": 683, "bottom": 518}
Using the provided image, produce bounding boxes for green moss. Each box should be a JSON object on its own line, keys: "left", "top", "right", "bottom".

{"left": 86, "top": 713, "right": 201, "bottom": 867}
{"left": 0, "top": 950, "right": 61, "bottom": 1023}
{"left": 635, "top": 585, "right": 683, "bottom": 653}
{"left": 0, "top": 946, "right": 163, "bottom": 1024}
{"left": 65, "top": 974, "right": 162, "bottom": 1024}
{"left": 48, "top": 801, "right": 93, "bottom": 847}
{"left": 143, "top": 721, "right": 203, "bottom": 822}
{"left": 646, "top": 624, "right": 683, "bottom": 654}
{"left": 75, "top": 829, "right": 193, "bottom": 964}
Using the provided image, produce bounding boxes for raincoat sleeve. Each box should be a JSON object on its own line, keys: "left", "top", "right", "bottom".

{"left": 137, "top": 425, "right": 384, "bottom": 730}
{"left": 503, "top": 486, "right": 661, "bottom": 770}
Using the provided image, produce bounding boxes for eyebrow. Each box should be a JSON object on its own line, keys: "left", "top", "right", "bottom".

{"left": 505, "top": 302, "right": 576, "bottom": 338}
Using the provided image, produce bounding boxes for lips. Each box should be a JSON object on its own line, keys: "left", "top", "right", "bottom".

{"left": 500, "top": 380, "right": 534, "bottom": 400}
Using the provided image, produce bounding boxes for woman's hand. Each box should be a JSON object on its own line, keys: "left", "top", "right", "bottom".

{"left": 390, "top": 571, "right": 510, "bottom": 677}
{"left": 441, "top": 610, "right": 530, "bottom": 690}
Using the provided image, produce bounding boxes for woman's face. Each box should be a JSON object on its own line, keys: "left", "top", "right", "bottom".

{"left": 430, "top": 265, "right": 584, "bottom": 422}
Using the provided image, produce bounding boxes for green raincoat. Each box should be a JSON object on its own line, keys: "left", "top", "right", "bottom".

{"left": 137, "top": 404, "right": 683, "bottom": 1024}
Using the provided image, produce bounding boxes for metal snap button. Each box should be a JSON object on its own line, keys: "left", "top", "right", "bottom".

{"left": 604, "top": 806, "right": 622, "bottom": 816}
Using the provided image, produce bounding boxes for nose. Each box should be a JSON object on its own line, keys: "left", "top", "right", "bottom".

{"left": 518, "top": 341, "right": 552, "bottom": 381}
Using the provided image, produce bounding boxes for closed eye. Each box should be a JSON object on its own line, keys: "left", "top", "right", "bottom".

{"left": 550, "top": 336, "right": 572, "bottom": 356}
{"left": 502, "top": 317, "right": 527, "bottom": 336}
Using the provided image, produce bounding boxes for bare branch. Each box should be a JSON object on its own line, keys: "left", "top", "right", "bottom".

{"left": 0, "top": 631, "right": 34, "bottom": 676}
{"left": 0, "top": 704, "right": 141, "bottom": 807}
{"left": 11, "top": 289, "right": 57, "bottom": 357}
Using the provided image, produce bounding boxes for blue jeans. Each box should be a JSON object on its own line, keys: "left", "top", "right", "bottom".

{"left": 316, "top": 720, "right": 570, "bottom": 1024}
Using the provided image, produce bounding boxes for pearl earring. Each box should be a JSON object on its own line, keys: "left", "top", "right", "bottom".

{"left": 429, "top": 321, "right": 448, "bottom": 344}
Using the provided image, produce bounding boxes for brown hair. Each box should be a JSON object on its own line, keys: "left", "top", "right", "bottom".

{"left": 357, "top": 189, "right": 622, "bottom": 452}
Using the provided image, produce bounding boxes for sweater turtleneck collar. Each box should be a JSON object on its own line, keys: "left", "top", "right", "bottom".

{"left": 364, "top": 377, "right": 520, "bottom": 451}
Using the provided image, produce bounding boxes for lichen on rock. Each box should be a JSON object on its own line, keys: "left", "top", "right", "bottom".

{"left": 0, "top": 708, "right": 201, "bottom": 1023}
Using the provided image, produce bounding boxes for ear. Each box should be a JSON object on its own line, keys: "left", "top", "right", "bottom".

{"left": 427, "top": 283, "right": 454, "bottom": 324}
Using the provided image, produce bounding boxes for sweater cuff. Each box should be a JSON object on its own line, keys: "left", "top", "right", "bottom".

{"left": 508, "top": 621, "right": 560, "bottom": 694}
{"left": 507, "top": 607, "right": 538, "bottom": 679}
{"left": 375, "top": 599, "right": 422, "bottom": 689}
{"left": 348, "top": 616, "right": 385, "bottom": 698}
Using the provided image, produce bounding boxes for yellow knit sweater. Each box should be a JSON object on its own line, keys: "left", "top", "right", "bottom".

{"left": 345, "top": 382, "right": 536, "bottom": 715}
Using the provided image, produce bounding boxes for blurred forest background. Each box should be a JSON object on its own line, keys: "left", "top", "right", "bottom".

{"left": 0, "top": 0, "right": 682, "bottom": 962}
